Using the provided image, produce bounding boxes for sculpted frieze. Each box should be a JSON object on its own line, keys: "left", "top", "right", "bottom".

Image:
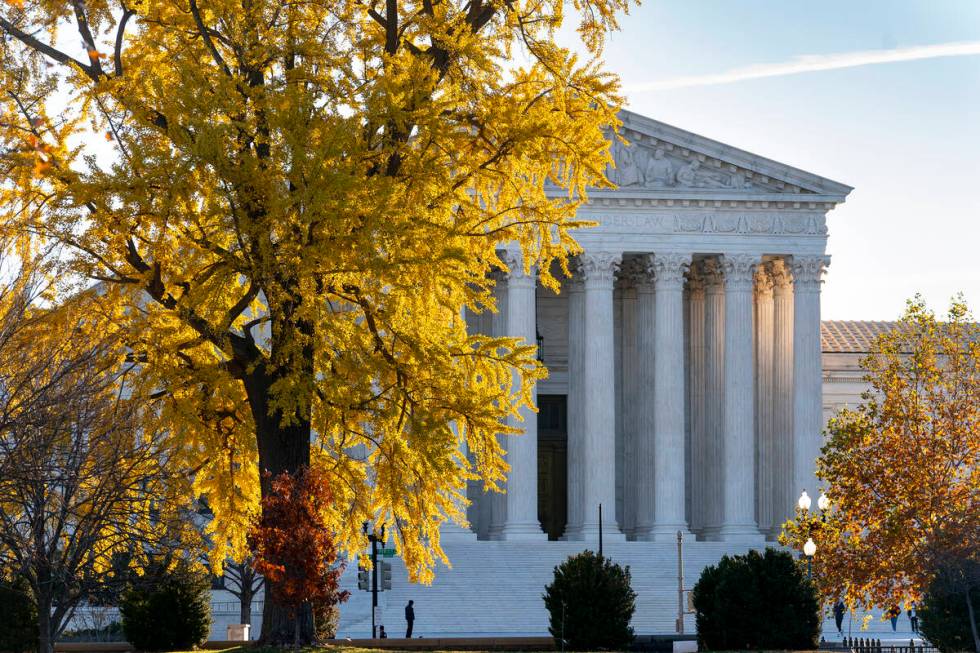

{"left": 606, "top": 138, "right": 805, "bottom": 194}
{"left": 588, "top": 212, "right": 827, "bottom": 236}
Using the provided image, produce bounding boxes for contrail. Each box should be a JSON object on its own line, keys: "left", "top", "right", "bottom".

{"left": 628, "top": 40, "right": 980, "bottom": 92}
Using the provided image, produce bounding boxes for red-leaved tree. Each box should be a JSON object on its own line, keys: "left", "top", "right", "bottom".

{"left": 250, "top": 467, "right": 349, "bottom": 646}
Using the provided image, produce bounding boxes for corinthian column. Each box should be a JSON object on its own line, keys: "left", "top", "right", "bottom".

{"left": 771, "top": 259, "right": 795, "bottom": 535}
{"left": 486, "top": 272, "right": 509, "bottom": 539}
{"left": 754, "top": 265, "right": 775, "bottom": 538}
{"left": 632, "top": 261, "right": 656, "bottom": 539}
{"left": 499, "top": 251, "right": 546, "bottom": 540}
{"left": 718, "top": 253, "right": 764, "bottom": 543}
{"left": 791, "top": 255, "right": 829, "bottom": 503}
{"left": 619, "top": 260, "right": 641, "bottom": 539}
{"left": 701, "top": 259, "right": 725, "bottom": 540}
{"left": 640, "top": 253, "right": 693, "bottom": 540}
{"left": 565, "top": 250, "right": 625, "bottom": 541}
{"left": 563, "top": 271, "right": 585, "bottom": 539}
{"left": 686, "top": 265, "right": 707, "bottom": 536}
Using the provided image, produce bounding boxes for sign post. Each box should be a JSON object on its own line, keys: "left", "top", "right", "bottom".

{"left": 362, "top": 522, "right": 387, "bottom": 639}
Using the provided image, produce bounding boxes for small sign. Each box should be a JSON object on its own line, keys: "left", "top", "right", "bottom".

{"left": 373, "top": 606, "right": 383, "bottom": 623}
{"left": 381, "top": 547, "right": 396, "bottom": 557}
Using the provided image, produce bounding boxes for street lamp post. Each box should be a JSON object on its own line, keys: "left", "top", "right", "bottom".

{"left": 798, "top": 490, "right": 830, "bottom": 581}
{"left": 362, "top": 521, "right": 387, "bottom": 639}
{"left": 803, "top": 537, "right": 816, "bottom": 579}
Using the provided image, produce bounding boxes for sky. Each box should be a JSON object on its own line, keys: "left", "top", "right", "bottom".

{"left": 559, "top": 0, "right": 980, "bottom": 320}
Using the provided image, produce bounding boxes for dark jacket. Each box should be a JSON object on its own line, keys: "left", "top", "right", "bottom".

{"left": 406, "top": 605, "right": 415, "bottom": 621}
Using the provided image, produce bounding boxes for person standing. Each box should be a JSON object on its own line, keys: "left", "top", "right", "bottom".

{"left": 833, "top": 600, "right": 846, "bottom": 636}
{"left": 909, "top": 604, "right": 919, "bottom": 633}
{"left": 888, "top": 605, "right": 900, "bottom": 632}
{"left": 405, "top": 600, "right": 415, "bottom": 638}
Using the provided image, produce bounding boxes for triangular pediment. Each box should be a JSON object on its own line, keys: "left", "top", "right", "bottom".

{"left": 601, "top": 110, "right": 852, "bottom": 201}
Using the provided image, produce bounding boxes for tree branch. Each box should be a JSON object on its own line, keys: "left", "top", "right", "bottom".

{"left": 113, "top": 4, "right": 134, "bottom": 77}
{"left": 189, "top": 0, "right": 233, "bottom": 78}
{"left": 0, "top": 17, "right": 95, "bottom": 77}
{"left": 71, "top": 0, "right": 105, "bottom": 77}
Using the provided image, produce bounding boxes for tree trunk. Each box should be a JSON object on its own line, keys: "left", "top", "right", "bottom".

{"left": 243, "top": 363, "right": 314, "bottom": 645}
{"left": 240, "top": 584, "right": 252, "bottom": 626}
{"left": 37, "top": 596, "right": 53, "bottom": 653}
{"left": 966, "top": 588, "right": 980, "bottom": 653}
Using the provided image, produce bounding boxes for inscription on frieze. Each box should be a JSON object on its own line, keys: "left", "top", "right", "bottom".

{"left": 589, "top": 213, "right": 826, "bottom": 236}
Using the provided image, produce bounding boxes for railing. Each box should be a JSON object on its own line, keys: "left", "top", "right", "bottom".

{"left": 61, "top": 607, "right": 125, "bottom": 643}
{"left": 824, "top": 636, "right": 938, "bottom": 653}
{"left": 62, "top": 602, "right": 265, "bottom": 642}
{"left": 210, "top": 600, "right": 264, "bottom": 614}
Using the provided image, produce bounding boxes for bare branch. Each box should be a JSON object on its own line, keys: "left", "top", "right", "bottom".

{"left": 0, "top": 17, "right": 95, "bottom": 77}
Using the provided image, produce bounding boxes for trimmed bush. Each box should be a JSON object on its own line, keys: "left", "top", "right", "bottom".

{"left": 0, "top": 576, "right": 38, "bottom": 653}
{"left": 693, "top": 548, "right": 819, "bottom": 651}
{"left": 119, "top": 563, "right": 211, "bottom": 651}
{"left": 543, "top": 550, "right": 636, "bottom": 651}
{"left": 919, "top": 567, "right": 980, "bottom": 653}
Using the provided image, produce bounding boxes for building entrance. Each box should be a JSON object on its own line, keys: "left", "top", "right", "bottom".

{"left": 537, "top": 394, "right": 568, "bottom": 540}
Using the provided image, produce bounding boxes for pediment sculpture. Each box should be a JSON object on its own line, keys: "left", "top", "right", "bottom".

{"left": 608, "top": 140, "right": 760, "bottom": 191}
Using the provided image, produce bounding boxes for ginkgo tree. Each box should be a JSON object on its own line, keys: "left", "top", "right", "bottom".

{"left": 1, "top": 0, "right": 631, "bottom": 640}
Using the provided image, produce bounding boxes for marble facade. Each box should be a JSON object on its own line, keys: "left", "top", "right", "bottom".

{"left": 463, "top": 110, "right": 853, "bottom": 544}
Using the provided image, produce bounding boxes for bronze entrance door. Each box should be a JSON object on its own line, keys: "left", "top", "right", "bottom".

{"left": 537, "top": 394, "right": 568, "bottom": 541}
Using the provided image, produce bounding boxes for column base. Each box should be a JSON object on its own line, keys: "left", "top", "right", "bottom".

{"left": 709, "top": 523, "right": 766, "bottom": 544}
{"left": 699, "top": 525, "right": 721, "bottom": 541}
{"left": 440, "top": 523, "right": 478, "bottom": 541}
{"left": 497, "top": 521, "right": 548, "bottom": 541}
{"left": 562, "top": 522, "right": 626, "bottom": 542}
{"left": 634, "top": 524, "right": 693, "bottom": 542}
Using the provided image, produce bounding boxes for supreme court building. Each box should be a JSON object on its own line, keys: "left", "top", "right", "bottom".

{"left": 337, "top": 110, "right": 854, "bottom": 638}
{"left": 464, "top": 110, "right": 851, "bottom": 545}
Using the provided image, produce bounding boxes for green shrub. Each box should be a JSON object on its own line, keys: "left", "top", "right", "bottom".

{"left": 543, "top": 550, "right": 636, "bottom": 651}
{"left": 692, "top": 548, "right": 819, "bottom": 651}
{"left": 0, "top": 576, "right": 38, "bottom": 653}
{"left": 919, "top": 562, "right": 980, "bottom": 653}
{"left": 119, "top": 563, "right": 211, "bottom": 651}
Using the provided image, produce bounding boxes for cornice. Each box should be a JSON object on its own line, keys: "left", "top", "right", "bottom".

{"left": 577, "top": 193, "right": 842, "bottom": 210}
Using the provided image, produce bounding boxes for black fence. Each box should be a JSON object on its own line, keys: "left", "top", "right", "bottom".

{"left": 823, "top": 636, "right": 938, "bottom": 653}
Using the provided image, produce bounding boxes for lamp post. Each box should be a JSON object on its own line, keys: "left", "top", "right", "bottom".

{"left": 797, "top": 490, "right": 830, "bottom": 580}
{"left": 798, "top": 489, "right": 812, "bottom": 512}
{"left": 803, "top": 537, "right": 816, "bottom": 579}
{"left": 362, "top": 521, "right": 387, "bottom": 639}
{"left": 817, "top": 492, "right": 831, "bottom": 513}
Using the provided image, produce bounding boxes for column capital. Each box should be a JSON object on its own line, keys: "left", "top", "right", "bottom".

{"left": 790, "top": 255, "right": 830, "bottom": 293}
{"left": 721, "top": 253, "right": 761, "bottom": 291}
{"left": 702, "top": 258, "right": 725, "bottom": 295}
{"left": 754, "top": 264, "right": 774, "bottom": 297}
{"left": 578, "top": 251, "right": 622, "bottom": 288}
{"left": 686, "top": 262, "right": 706, "bottom": 298}
{"left": 499, "top": 250, "right": 536, "bottom": 287}
{"left": 617, "top": 256, "right": 648, "bottom": 291}
{"left": 769, "top": 259, "right": 794, "bottom": 296}
{"left": 649, "top": 252, "right": 692, "bottom": 290}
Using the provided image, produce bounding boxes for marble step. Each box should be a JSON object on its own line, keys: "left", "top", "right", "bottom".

{"left": 337, "top": 540, "right": 755, "bottom": 638}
